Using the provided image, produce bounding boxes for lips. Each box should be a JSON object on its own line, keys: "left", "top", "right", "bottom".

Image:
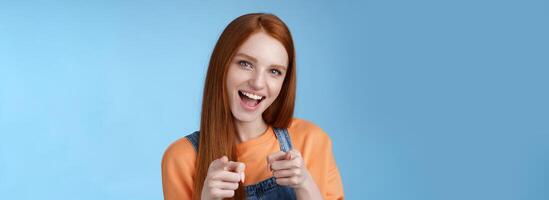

{"left": 238, "top": 90, "right": 265, "bottom": 110}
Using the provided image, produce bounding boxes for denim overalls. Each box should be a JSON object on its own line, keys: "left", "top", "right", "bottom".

{"left": 185, "top": 128, "right": 297, "bottom": 200}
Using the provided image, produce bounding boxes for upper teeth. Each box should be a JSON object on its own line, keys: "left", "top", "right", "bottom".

{"left": 242, "top": 91, "right": 263, "bottom": 100}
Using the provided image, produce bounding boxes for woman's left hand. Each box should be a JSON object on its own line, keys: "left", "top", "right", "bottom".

{"left": 266, "top": 150, "right": 310, "bottom": 188}
{"left": 267, "top": 150, "right": 323, "bottom": 199}
{"left": 267, "top": 150, "right": 324, "bottom": 199}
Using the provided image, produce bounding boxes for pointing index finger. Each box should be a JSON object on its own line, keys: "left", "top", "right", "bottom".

{"left": 226, "top": 161, "right": 246, "bottom": 173}
{"left": 226, "top": 161, "right": 246, "bottom": 183}
{"left": 266, "top": 151, "right": 287, "bottom": 164}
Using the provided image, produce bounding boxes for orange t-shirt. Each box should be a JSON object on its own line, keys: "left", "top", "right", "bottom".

{"left": 161, "top": 118, "right": 344, "bottom": 199}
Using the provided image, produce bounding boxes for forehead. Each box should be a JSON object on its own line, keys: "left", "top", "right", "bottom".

{"left": 235, "top": 32, "right": 289, "bottom": 68}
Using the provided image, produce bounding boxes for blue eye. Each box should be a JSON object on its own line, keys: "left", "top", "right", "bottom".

{"left": 271, "top": 69, "right": 282, "bottom": 76}
{"left": 238, "top": 60, "right": 252, "bottom": 69}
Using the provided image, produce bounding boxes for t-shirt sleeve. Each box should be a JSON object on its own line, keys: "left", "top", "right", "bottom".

{"left": 323, "top": 135, "right": 344, "bottom": 200}
{"left": 161, "top": 138, "right": 196, "bottom": 200}
{"left": 291, "top": 119, "right": 345, "bottom": 200}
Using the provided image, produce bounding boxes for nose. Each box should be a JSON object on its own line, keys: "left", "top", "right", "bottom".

{"left": 248, "top": 70, "right": 266, "bottom": 90}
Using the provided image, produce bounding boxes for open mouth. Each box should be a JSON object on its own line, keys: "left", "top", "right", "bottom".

{"left": 238, "top": 90, "right": 265, "bottom": 108}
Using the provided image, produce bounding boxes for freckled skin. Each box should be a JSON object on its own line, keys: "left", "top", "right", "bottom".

{"left": 226, "top": 32, "right": 289, "bottom": 123}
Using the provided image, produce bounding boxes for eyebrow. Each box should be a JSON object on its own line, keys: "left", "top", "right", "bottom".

{"left": 235, "top": 53, "right": 287, "bottom": 70}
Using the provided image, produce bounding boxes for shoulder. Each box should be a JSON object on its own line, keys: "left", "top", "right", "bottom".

{"left": 161, "top": 133, "right": 198, "bottom": 199}
{"left": 161, "top": 133, "right": 197, "bottom": 171}
{"left": 163, "top": 133, "right": 197, "bottom": 159}
{"left": 288, "top": 119, "right": 344, "bottom": 200}
{"left": 287, "top": 118, "right": 332, "bottom": 149}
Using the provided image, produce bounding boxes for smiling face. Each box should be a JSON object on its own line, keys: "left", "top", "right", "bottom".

{"left": 226, "top": 31, "right": 289, "bottom": 123}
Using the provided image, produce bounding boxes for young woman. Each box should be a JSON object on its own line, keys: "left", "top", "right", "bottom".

{"left": 162, "top": 13, "right": 344, "bottom": 200}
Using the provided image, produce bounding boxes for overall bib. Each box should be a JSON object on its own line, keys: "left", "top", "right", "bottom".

{"left": 185, "top": 128, "right": 297, "bottom": 200}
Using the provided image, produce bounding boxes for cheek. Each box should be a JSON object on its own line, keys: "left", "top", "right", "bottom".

{"left": 269, "top": 79, "right": 285, "bottom": 99}
{"left": 226, "top": 66, "right": 243, "bottom": 90}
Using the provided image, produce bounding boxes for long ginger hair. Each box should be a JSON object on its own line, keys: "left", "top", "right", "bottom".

{"left": 193, "top": 13, "right": 297, "bottom": 199}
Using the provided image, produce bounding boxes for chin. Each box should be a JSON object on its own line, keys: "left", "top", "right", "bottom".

{"left": 232, "top": 111, "right": 262, "bottom": 123}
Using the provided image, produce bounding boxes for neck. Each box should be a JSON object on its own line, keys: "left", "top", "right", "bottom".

{"left": 235, "top": 118, "right": 268, "bottom": 143}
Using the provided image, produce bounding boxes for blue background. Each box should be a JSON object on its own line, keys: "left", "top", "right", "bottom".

{"left": 1, "top": 0, "right": 548, "bottom": 199}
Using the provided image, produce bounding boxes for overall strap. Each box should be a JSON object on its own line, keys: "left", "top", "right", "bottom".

{"left": 273, "top": 128, "right": 293, "bottom": 152}
{"left": 185, "top": 131, "right": 200, "bottom": 152}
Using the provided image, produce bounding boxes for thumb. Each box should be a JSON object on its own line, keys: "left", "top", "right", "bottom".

{"left": 210, "top": 155, "right": 229, "bottom": 170}
{"left": 285, "top": 150, "right": 299, "bottom": 160}
{"left": 219, "top": 155, "right": 229, "bottom": 163}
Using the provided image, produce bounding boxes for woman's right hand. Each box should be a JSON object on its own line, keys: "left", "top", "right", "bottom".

{"left": 201, "top": 156, "right": 246, "bottom": 200}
